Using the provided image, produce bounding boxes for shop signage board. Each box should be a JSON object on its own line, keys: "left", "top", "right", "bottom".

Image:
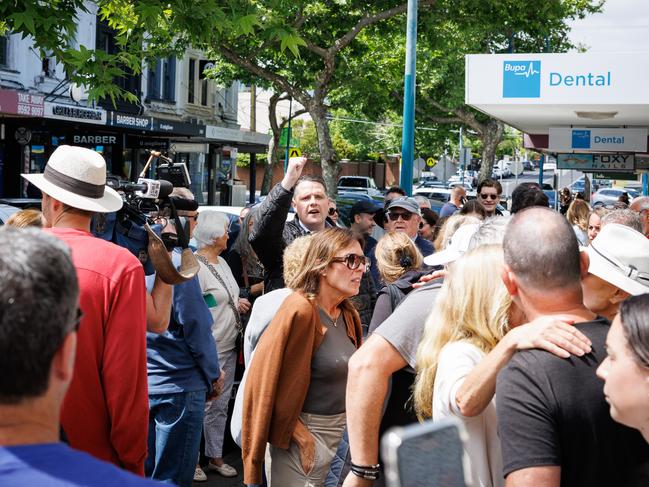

{"left": 635, "top": 154, "right": 649, "bottom": 170}
{"left": 44, "top": 102, "right": 106, "bottom": 125}
{"left": 125, "top": 136, "right": 169, "bottom": 150}
{"left": 72, "top": 134, "right": 118, "bottom": 145}
{"left": 108, "top": 112, "right": 153, "bottom": 131}
{"left": 590, "top": 172, "right": 638, "bottom": 181}
{"left": 549, "top": 127, "right": 647, "bottom": 152}
{"left": 0, "top": 89, "right": 44, "bottom": 116}
{"left": 466, "top": 52, "right": 649, "bottom": 104}
{"left": 557, "top": 153, "right": 635, "bottom": 171}
{"left": 153, "top": 118, "right": 205, "bottom": 136}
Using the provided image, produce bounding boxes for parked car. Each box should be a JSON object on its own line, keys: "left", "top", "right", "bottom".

{"left": 592, "top": 187, "right": 640, "bottom": 207}
{"left": 416, "top": 179, "right": 447, "bottom": 190}
{"left": 447, "top": 181, "right": 474, "bottom": 192}
{"left": 543, "top": 159, "right": 557, "bottom": 171}
{"left": 522, "top": 160, "right": 535, "bottom": 171}
{"left": 337, "top": 176, "right": 382, "bottom": 197}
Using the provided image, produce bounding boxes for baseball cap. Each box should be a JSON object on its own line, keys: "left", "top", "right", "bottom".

{"left": 386, "top": 197, "right": 420, "bottom": 216}
{"left": 350, "top": 199, "right": 382, "bottom": 220}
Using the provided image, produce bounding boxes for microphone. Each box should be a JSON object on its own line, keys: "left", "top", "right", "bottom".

{"left": 169, "top": 196, "right": 199, "bottom": 212}
{"left": 109, "top": 178, "right": 174, "bottom": 199}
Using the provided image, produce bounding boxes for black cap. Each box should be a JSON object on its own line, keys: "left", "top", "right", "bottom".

{"left": 350, "top": 199, "right": 383, "bottom": 220}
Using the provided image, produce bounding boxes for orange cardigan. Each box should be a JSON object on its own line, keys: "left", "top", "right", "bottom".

{"left": 242, "top": 291, "right": 362, "bottom": 484}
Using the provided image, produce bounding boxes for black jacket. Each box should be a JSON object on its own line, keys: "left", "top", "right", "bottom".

{"left": 249, "top": 182, "right": 308, "bottom": 293}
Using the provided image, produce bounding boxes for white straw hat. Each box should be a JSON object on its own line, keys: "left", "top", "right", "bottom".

{"left": 424, "top": 223, "right": 481, "bottom": 266}
{"left": 585, "top": 223, "right": 649, "bottom": 296}
{"left": 22, "top": 145, "right": 122, "bottom": 213}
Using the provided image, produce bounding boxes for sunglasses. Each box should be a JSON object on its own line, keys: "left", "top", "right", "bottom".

{"left": 328, "top": 207, "right": 339, "bottom": 216}
{"left": 330, "top": 253, "right": 370, "bottom": 271}
{"left": 387, "top": 211, "right": 413, "bottom": 222}
{"left": 480, "top": 193, "right": 498, "bottom": 200}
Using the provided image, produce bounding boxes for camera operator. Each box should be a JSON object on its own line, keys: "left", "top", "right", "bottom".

{"left": 145, "top": 187, "right": 223, "bottom": 487}
{"left": 22, "top": 145, "right": 149, "bottom": 475}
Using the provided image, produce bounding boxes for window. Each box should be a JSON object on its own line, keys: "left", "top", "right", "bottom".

{"left": 162, "top": 56, "right": 175, "bottom": 102}
{"left": 188, "top": 59, "right": 195, "bottom": 104}
{"left": 147, "top": 59, "right": 161, "bottom": 100}
{"left": 201, "top": 79, "right": 208, "bottom": 106}
{"left": 0, "top": 35, "right": 8, "bottom": 67}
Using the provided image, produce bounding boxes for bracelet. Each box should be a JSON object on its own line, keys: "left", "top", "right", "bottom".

{"left": 350, "top": 461, "right": 381, "bottom": 480}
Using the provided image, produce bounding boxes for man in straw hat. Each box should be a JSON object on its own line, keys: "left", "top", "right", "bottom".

{"left": 22, "top": 145, "right": 149, "bottom": 475}
{"left": 582, "top": 223, "right": 649, "bottom": 321}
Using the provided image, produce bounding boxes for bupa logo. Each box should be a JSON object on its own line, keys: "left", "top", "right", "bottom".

{"left": 572, "top": 130, "right": 591, "bottom": 149}
{"left": 503, "top": 60, "right": 541, "bottom": 98}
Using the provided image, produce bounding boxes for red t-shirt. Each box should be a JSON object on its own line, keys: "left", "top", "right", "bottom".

{"left": 47, "top": 228, "right": 148, "bottom": 475}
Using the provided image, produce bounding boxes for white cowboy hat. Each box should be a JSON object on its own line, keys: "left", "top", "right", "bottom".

{"left": 585, "top": 223, "right": 649, "bottom": 296}
{"left": 21, "top": 145, "right": 122, "bottom": 213}
{"left": 424, "top": 223, "right": 481, "bottom": 266}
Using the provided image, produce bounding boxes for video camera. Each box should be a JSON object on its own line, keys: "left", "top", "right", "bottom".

{"left": 92, "top": 151, "right": 200, "bottom": 284}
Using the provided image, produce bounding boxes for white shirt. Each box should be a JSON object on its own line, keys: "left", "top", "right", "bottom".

{"left": 196, "top": 256, "right": 240, "bottom": 353}
{"left": 433, "top": 341, "right": 503, "bottom": 487}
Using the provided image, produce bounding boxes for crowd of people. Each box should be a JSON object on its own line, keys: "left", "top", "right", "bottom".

{"left": 1, "top": 147, "right": 649, "bottom": 487}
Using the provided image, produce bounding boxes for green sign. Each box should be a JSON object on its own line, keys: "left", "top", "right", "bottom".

{"left": 279, "top": 128, "right": 300, "bottom": 148}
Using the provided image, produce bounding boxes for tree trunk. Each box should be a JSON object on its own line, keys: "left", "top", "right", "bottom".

{"left": 261, "top": 93, "right": 283, "bottom": 195}
{"left": 310, "top": 105, "right": 339, "bottom": 197}
{"left": 478, "top": 119, "right": 505, "bottom": 183}
{"left": 261, "top": 134, "right": 279, "bottom": 195}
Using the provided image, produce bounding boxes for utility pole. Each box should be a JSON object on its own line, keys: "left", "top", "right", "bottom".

{"left": 284, "top": 97, "right": 293, "bottom": 172}
{"left": 399, "top": 0, "right": 417, "bottom": 196}
{"left": 249, "top": 83, "right": 257, "bottom": 204}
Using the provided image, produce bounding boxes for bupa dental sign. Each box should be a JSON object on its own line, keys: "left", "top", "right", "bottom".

{"left": 503, "top": 60, "right": 611, "bottom": 98}
{"left": 549, "top": 127, "right": 648, "bottom": 152}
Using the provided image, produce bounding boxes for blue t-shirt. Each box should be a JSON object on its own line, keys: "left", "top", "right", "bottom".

{"left": 146, "top": 250, "right": 220, "bottom": 395}
{"left": 0, "top": 443, "right": 165, "bottom": 486}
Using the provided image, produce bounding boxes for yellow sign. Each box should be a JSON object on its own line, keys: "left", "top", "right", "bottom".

{"left": 289, "top": 148, "right": 302, "bottom": 158}
{"left": 426, "top": 157, "right": 436, "bottom": 167}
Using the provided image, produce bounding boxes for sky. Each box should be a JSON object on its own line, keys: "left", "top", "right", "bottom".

{"left": 568, "top": 0, "right": 649, "bottom": 52}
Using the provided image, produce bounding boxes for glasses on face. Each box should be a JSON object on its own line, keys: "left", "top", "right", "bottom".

{"left": 480, "top": 193, "right": 498, "bottom": 200}
{"left": 387, "top": 211, "right": 413, "bottom": 222}
{"left": 328, "top": 207, "right": 339, "bottom": 216}
{"left": 330, "top": 253, "right": 370, "bottom": 271}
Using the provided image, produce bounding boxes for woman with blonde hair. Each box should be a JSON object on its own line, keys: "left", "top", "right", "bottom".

{"left": 414, "top": 244, "right": 591, "bottom": 487}
{"left": 587, "top": 207, "right": 609, "bottom": 244}
{"left": 369, "top": 232, "right": 424, "bottom": 333}
{"left": 433, "top": 214, "right": 481, "bottom": 252}
{"left": 566, "top": 199, "right": 591, "bottom": 246}
{"left": 242, "top": 228, "right": 365, "bottom": 487}
{"left": 5, "top": 208, "right": 46, "bottom": 228}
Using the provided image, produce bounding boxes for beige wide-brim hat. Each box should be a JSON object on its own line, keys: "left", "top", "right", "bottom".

{"left": 22, "top": 145, "right": 123, "bottom": 213}
{"left": 585, "top": 223, "right": 649, "bottom": 296}
{"left": 424, "top": 223, "right": 481, "bottom": 266}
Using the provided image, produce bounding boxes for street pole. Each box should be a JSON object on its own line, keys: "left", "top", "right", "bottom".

{"left": 284, "top": 97, "right": 293, "bottom": 172}
{"left": 459, "top": 126, "right": 464, "bottom": 186}
{"left": 249, "top": 84, "right": 257, "bottom": 204}
{"left": 400, "top": 0, "right": 417, "bottom": 196}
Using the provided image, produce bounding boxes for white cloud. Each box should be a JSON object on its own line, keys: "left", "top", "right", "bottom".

{"left": 568, "top": 0, "right": 649, "bottom": 52}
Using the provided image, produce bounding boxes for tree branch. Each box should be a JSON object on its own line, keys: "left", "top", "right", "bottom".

{"left": 330, "top": 0, "right": 436, "bottom": 55}
{"left": 218, "top": 44, "right": 310, "bottom": 106}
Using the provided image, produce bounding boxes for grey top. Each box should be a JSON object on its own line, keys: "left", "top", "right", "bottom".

{"left": 372, "top": 279, "right": 443, "bottom": 371}
{"left": 302, "top": 308, "right": 357, "bottom": 415}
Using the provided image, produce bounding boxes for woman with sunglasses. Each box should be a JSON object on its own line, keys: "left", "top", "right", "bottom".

{"left": 242, "top": 228, "right": 365, "bottom": 487}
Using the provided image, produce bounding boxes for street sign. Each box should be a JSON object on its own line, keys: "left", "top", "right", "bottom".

{"left": 289, "top": 148, "right": 301, "bottom": 158}
{"left": 426, "top": 157, "right": 436, "bottom": 167}
{"left": 279, "top": 128, "right": 300, "bottom": 147}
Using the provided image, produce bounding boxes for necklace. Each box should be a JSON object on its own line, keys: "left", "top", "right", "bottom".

{"left": 320, "top": 307, "right": 341, "bottom": 327}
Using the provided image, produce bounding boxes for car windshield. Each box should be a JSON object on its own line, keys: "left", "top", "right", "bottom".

{"left": 338, "top": 178, "right": 366, "bottom": 188}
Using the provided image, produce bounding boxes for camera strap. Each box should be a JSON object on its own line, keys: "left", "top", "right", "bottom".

{"left": 195, "top": 254, "right": 243, "bottom": 335}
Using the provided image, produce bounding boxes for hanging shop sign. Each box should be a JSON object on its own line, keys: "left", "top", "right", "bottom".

{"left": 44, "top": 102, "right": 107, "bottom": 125}
{"left": 71, "top": 133, "right": 119, "bottom": 145}
{"left": 549, "top": 127, "right": 647, "bottom": 152}
{"left": 557, "top": 153, "right": 635, "bottom": 172}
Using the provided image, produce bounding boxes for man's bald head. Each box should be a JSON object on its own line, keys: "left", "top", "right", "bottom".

{"left": 630, "top": 196, "right": 649, "bottom": 235}
{"left": 504, "top": 207, "right": 581, "bottom": 292}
